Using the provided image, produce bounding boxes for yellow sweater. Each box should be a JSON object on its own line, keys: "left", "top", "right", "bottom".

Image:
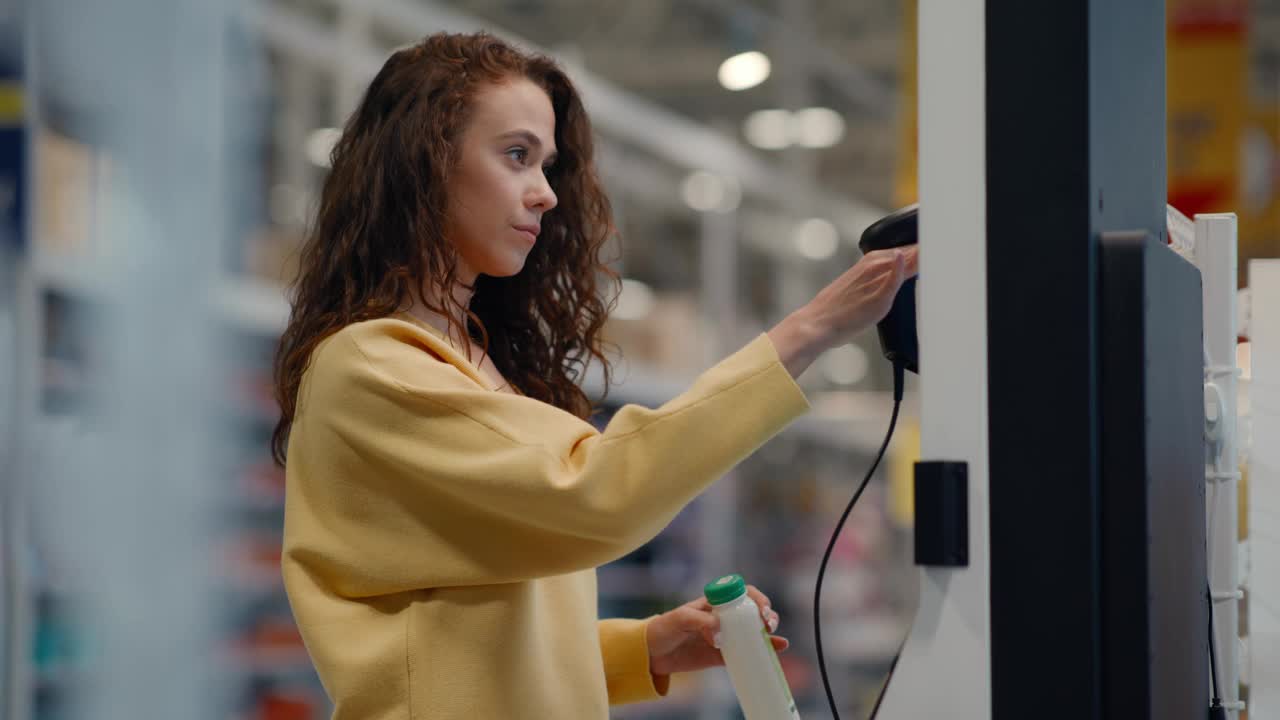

{"left": 281, "top": 314, "right": 810, "bottom": 719}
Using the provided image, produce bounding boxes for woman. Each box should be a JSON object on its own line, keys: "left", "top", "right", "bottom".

{"left": 273, "top": 32, "right": 918, "bottom": 719}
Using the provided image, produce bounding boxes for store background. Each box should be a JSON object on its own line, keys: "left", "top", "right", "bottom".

{"left": 1, "top": 0, "right": 1276, "bottom": 718}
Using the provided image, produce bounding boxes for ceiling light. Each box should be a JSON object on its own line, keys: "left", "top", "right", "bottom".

{"left": 681, "top": 171, "right": 741, "bottom": 213}
{"left": 718, "top": 50, "right": 771, "bottom": 91}
{"left": 743, "top": 109, "right": 792, "bottom": 150}
{"left": 305, "top": 127, "right": 342, "bottom": 168}
{"left": 681, "top": 171, "right": 723, "bottom": 212}
{"left": 792, "top": 218, "right": 840, "bottom": 260}
{"left": 793, "top": 107, "right": 845, "bottom": 148}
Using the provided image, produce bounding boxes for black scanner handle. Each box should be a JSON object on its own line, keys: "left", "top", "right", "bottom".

{"left": 857, "top": 204, "right": 920, "bottom": 375}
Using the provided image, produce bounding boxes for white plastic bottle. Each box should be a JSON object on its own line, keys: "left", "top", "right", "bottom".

{"left": 704, "top": 574, "right": 801, "bottom": 720}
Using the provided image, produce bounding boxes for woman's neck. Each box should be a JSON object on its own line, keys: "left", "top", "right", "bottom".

{"left": 405, "top": 281, "right": 477, "bottom": 347}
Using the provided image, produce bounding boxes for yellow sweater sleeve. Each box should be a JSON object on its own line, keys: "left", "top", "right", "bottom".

{"left": 598, "top": 617, "right": 669, "bottom": 705}
{"left": 286, "top": 320, "right": 809, "bottom": 597}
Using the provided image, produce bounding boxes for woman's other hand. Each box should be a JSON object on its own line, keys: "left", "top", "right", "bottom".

{"left": 645, "top": 585, "right": 789, "bottom": 676}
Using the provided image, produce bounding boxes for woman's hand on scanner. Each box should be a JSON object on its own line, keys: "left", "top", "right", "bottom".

{"left": 768, "top": 245, "right": 920, "bottom": 379}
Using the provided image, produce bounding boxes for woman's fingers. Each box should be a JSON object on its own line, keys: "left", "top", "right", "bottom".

{"left": 903, "top": 244, "right": 920, "bottom": 278}
{"left": 670, "top": 603, "right": 720, "bottom": 648}
{"left": 678, "top": 587, "right": 784, "bottom": 650}
{"left": 745, "top": 585, "right": 780, "bottom": 633}
{"left": 745, "top": 584, "right": 770, "bottom": 611}
{"left": 686, "top": 596, "right": 713, "bottom": 613}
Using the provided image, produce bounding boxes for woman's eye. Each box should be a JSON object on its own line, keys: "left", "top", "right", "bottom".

{"left": 506, "top": 147, "right": 528, "bottom": 163}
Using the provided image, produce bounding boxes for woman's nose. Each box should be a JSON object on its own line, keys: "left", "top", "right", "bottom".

{"left": 527, "top": 175, "right": 558, "bottom": 212}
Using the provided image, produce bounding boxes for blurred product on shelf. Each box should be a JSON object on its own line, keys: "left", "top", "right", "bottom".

{"left": 600, "top": 292, "right": 707, "bottom": 375}
{"left": 245, "top": 225, "right": 304, "bottom": 290}
{"left": 229, "top": 367, "right": 283, "bottom": 424}
{"left": 239, "top": 458, "right": 287, "bottom": 510}
{"left": 33, "top": 130, "right": 93, "bottom": 256}
{"left": 253, "top": 688, "right": 319, "bottom": 720}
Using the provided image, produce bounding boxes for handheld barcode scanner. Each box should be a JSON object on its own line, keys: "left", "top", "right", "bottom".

{"left": 857, "top": 203, "right": 920, "bottom": 376}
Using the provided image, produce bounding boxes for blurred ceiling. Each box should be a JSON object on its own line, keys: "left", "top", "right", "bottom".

{"left": 437, "top": 0, "right": 1280, "bottom": 213}
{"left": 266, "top": 0, "right": 1280, "bottom": 225}
{"left": 437, "top": 0, "right": 906, "bottom": 208}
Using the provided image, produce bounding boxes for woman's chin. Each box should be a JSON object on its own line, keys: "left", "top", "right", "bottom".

{"left": 483, "top": 258, "right": 528, "bottom": 278}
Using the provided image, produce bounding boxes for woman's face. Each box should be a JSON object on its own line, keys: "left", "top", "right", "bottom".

{"left": 446, "top": 77, "right": 560, "bottom": 284}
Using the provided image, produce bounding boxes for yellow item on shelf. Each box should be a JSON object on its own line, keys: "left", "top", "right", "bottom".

{"left": 0, "top": 83, "right": 23, "bottom": 125}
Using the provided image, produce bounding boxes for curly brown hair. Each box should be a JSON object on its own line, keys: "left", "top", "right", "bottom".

{"left": 271, "top": 32, "right": 619, "bottom": 466}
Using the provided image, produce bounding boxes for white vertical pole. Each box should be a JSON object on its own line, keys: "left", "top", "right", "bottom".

{"left": 1194, "top": 213, "right": 1241, "bottom": 715}
{"left": 1246, "top": 259, "right": 1280, "bottom": 718}
{"left": 697, "top": 205, "right": 740, "bottom": 720}
{"left": 335, "top": 1, "right": 372, "bottom": 122}
{"left": 276, "top": 59, "right": 316, "bottom": 223}
{"left": 875, "top": 1, "right": 991, "bottom": 718}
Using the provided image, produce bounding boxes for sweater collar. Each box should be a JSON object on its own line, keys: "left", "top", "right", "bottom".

{"left": 392, "top": 312, "right": 503, "bottom": 393}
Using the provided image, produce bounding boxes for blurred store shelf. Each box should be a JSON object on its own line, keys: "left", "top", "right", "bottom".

{"left": 33, "top": 248, "right": 290, "bottom": 337}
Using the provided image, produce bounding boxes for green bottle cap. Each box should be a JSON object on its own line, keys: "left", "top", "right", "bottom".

{"left": 704, "top": 573, "right": 748, "bottom": 606}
